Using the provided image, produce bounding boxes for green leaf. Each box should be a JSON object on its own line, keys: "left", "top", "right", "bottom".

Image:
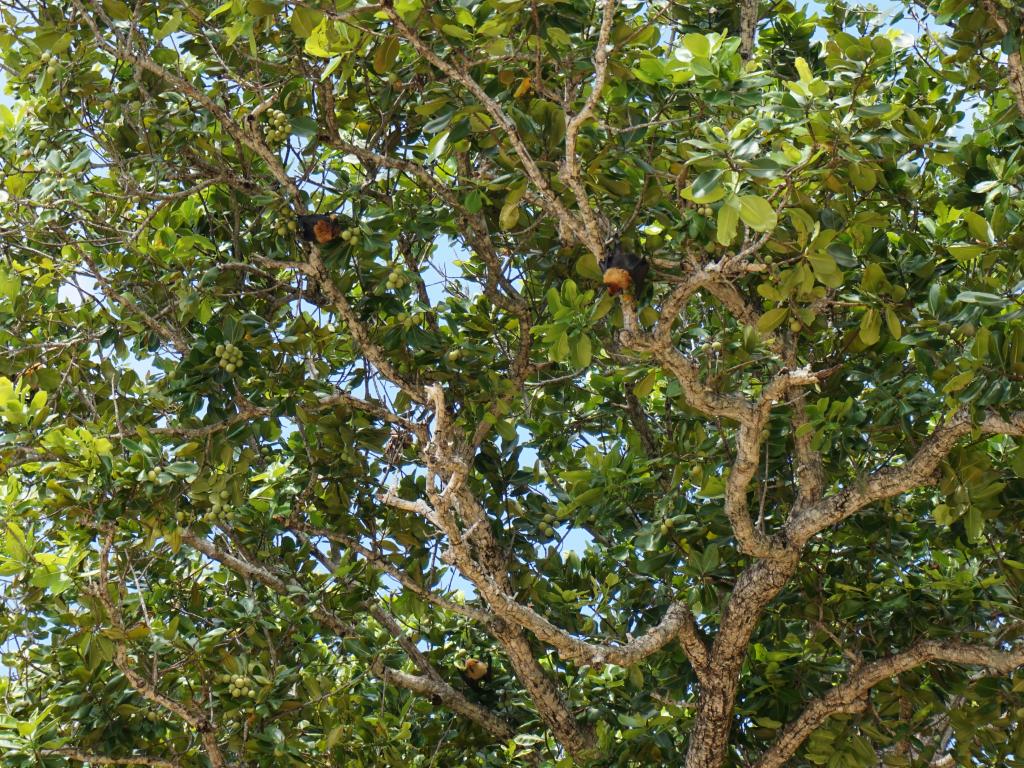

{"left": 948, "top": 244, "right": 984, "bottom": 261}
{"left": 29, "top": 389, "right": 46, "bottom": 412}
{"left": 291, "top": 6, "right": 322, "bottom": 37}
{"left": 499, "top": 201, "right": 520, "bottom": 231}
{"left": 737, "top": 196, "right": 777, "bottom": 232}
{"left": 942, "top": 370, "right": 973, "bottom": 393}
{"left": 547, "top": 27, "right": 571, "bottom": 47}
{"left": 551, "top": 332, "right": 569, "bottom": 362}
{"left": 633, "top": 370, "right": 658, "bottom": 398}
{"left": 794, "top": 56, "right": 813, "bottom": 83}
{"left": 757, "top": 307, "right": 789, "bottom": 333}
{"left": 687, "top": 169, "right": 725, "bottom": 203}
{"left": 103, "top": 0, "right": 132, "bottom": 20}
{"left": 591, "top": 294, "right": 614, "bottom": 321}
{"left": 165, "top": 462, "right": 198, "bottom": 477}
{"left": 464, "top": 189, "right": 483, "bottom": 214}
{"left": 207, "top": 0, "right": 232, "bottom": 19}
{"left": 248, "top": 0, "right": 279, "bottom": 16}
{"left": 807, "top": 252, "right": 842, "bottom": 288}
{"left": 963, "top": 211, "right": 993, "bottom": 243}
{"left": 0, "top": 269, "right": 19, "bottom": 302}
{"left": 885, "top": 308, "right": 901, "bottom": 339}
{"left": 570, "top": 335, "right": 592, "bottom": 369}
{"left": 305, "top": 19, "right": 336, "bottom": 58}
{"left": 956, "top": 291, "right": 1008, "bottom": 307}
{"left": 858, "top": 309, "right": 881, "bottom": 345}
{"left": 442, "top": 24, "right": 473, "bottom": 41}
{"left": 373, "top": 36, "right": 399, "bottom": 74}
{"left": 16, "top": 705, "right": 53, "bottom": 737}
{"left": 326, "top": 724, "right": 345, "bottom": 748}
{"left": 575, "top": 252, "right": 603, "bottom": 281}
{"left": 848, "top": 164, "right": 877, "bottom": 192}
{"left": 717, "top": 199, "right": 739, "bottom": 245}
{"left": 861, "top": 263, "right": 886, "bottom": 292}
{"left": 964, "top": 505, "right": 983, "bottom": 542}
{"left": 683, "top": 33, "right": 710, "bottom": 58}
{"left": 154, "top": 10, "right": 182, "bottom": 40}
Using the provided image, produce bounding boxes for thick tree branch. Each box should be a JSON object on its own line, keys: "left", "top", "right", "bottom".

{"left": 561, "top": 0, "right": 616, "bottom": 245}
{"left": 982, "top": 0, "right": 1024, "bottom": 117}
{"left": 684, "top": 554, "right": 800, "bottom": 768}
{"left": 739, "top": 0, "right": 760, "bottom": 60}
{"left": 366, "top": 600, "right": 533, "bottom": 763}
{"left": 620, "top": 273, "right": 831, "bottom": 557}
{"left": 181, "top": 531, "right": 355, "bottom": 637}
{"left": 125, "top": 390, "right": 421, "bottom": 444}
{"left": 94, "top": 535, "right": 225, "bottom": 768}
{"left": 753, "top": 640, "right": 1024, "bottom": 768}
{"left": 786, "top": 408, "right": 1024, "bottom": 547}
{"left": 622, "top": 293, "right": 753, "bottom": 423}
{"left": 788, "top": 390, "right": 826, "bottom": 506}
{"left": 378, "top": 388, "right": 597, "bottom": 758}
{"left": 289, "top": 521, "right": 494, "bottom": 625}
{"left": 39, "top": 750, "right": 180, "bottom": 768}
{"left": 372, "top": 664, "right": 516, "bottom": 741}
{"left": 719, "top": 366, "right": 827, "bottom": 556}
{"left": 380, "top": 488, "right": 710, "bottom": 674}
{"left": 381, "top": 2, "right": 598, "bottom": 254}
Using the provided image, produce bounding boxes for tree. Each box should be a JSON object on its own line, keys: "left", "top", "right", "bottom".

{"left": 2, "top": 0, "right": 1024, "bottom": 765}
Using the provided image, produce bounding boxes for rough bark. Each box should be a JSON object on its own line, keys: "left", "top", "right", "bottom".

{"left": 982, "top": 0, "right": 1024, "bottom": 117}
{"left": 739, "top": 0, "right": 760, "bottom": 60}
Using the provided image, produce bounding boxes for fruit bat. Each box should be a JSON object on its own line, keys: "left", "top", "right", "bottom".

{"left": 297, "top": 214, "right": 342, "bottom": 244}
{"left": 461, "top": 655, "right": 492, "bottom": 691}
{"left": 600, "top": 240, "right": 649, "bottom": 297}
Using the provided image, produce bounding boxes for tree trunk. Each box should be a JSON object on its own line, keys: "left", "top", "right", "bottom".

{"left": 684, "top": 556, "right": 799, "bottom": 768}
{"left": 739, "top": 0, "right": 760, "bottom": 60}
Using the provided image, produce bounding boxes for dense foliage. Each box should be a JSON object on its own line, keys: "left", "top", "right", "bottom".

{"left": 2, "top": 0, "right": 1024, "bottom": 766}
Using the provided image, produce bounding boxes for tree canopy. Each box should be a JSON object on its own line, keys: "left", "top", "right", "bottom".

{"left": 3, "top": 0, "right": 1024, "bottom": 766}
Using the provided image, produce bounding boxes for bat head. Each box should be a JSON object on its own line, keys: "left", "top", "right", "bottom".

{"left": 602, "top": 267, "right": 632, "bottom": 295}
{"left": 464, "top": 657, "right": 489, "bottom": 680}
{"left": 600, "top": 239, "right": 648, "bottom": 296}
{"left": 313, "top": 216, "right": 341, "bottom": 244}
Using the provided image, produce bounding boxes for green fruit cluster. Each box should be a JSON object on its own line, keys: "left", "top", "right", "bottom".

{"left": 218, "top": 673, "right": 256, "bottom": 700}
{"left": 41, "top": 50, "right": 58, "bottom": 77}
{"left": 206, "top": 488, "right": 231, "bottom": 521}
{"left": 215, "top": 342, "right": 242, "bottom": 373}
{"left": 276, "top": 218, "right": 298, "bottom": 237}
{"left": 385, "top": 265, "right": 406, "bottom": 290}
{"left": 146, "top": 468, "right": 159, "bottom": 482}
{"left": 540, "top": 513, "right": 556, "bottom": 539}
{"left": 697, "top": 205, "right": 713, "bottom": 217}
{"left": 339, "top": 226, "right": 359, "bottom": 244}
{"left": 265, "top": 109, "right": 289, "bottom": 144}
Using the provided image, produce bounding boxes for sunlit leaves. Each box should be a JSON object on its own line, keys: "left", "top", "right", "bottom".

{"left": 2, "top": 1, "right": 1024, "bottom": 766}
{"left": 737, "top": 195, "right": 776, "bottom": 232}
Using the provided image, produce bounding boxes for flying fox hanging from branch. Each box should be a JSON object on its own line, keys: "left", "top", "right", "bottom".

{"left": 600, "top": 238, "right": 649, "bottom": 297}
